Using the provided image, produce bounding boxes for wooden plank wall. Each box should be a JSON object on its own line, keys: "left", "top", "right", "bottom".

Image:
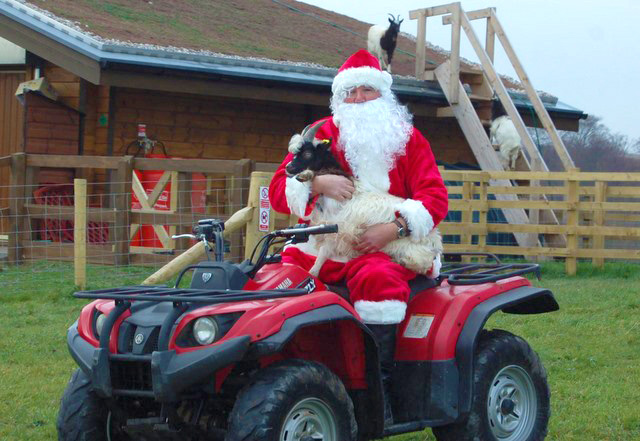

{"left": 23, "top": 92, "right": 80, "bottom": 156}
{"left": 110, "top": 88, "right": 323, "bottom": 162}
{"left": 0, "top": 70, "right": 26, "bottom": 233}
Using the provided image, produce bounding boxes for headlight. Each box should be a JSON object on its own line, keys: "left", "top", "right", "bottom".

{"left": 95, "top": 313, "right": 106, "bottom": 338}
{"left": 193, "top": 317, "right": 219, "bottom": 345}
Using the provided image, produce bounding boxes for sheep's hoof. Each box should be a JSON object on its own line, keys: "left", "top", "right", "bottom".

{"left": 296, "top": 170, "right": 314, "bottom": 182}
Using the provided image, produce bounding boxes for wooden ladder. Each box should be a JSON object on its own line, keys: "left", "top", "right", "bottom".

{"left": 410, "top": 3, "right": 575, "bottom": 248}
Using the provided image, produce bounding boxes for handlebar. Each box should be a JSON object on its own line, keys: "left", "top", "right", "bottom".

{"left": 273, "top": 224, "right": 339, "bottom": 237}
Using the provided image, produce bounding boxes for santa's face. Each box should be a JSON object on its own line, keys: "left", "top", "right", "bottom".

{"left": 344, "top": 86, "right": 381, "bottom": 104}
{"left": 330, "top": 87, "right": 413, "bottom": 192}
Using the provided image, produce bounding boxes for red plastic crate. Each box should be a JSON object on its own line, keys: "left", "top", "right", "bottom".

{"left": 33, "top": 184, "right": 109, "bottom": 244}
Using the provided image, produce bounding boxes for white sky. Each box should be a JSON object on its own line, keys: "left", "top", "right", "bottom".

{"left": 299, "top": 0, "right": 640, "bottom": 142}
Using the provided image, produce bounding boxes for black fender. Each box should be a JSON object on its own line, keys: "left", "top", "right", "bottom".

{"left": 455, "top": 286, "right": 559, "bottom": 420}
{"left": 248, "top": 304, "right": 385, "bottom": 438}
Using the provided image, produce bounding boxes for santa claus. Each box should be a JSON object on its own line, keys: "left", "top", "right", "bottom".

{"left": 269, "top": 49, "right": 448, "bottom": 423}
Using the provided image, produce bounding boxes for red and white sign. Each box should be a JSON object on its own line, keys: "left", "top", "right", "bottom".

{"left": 259, "top": 186, "right": 270, "bottom": 232}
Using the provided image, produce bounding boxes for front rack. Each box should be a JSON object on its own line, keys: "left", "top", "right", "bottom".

{"left": 74, "top": 286, "right": 308, "bottom": 304}
{"left": 440, "top": 253, "right": 540, "bottom": 285}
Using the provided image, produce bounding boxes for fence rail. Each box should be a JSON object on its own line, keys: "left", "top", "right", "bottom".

{"left": 2, "top": 155, "right": 639, "bottom": 279}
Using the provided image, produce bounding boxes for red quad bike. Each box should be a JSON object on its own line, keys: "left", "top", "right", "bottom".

{"left": 57, "top": 219, "right": 559, "bottom": 441}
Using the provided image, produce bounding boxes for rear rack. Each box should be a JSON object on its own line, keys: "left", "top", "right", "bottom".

{"left": 74, "top": 286, "right": 308, "bottom": 304}
{"left": 440, "top": 253, "right": 540, "bottom": 285}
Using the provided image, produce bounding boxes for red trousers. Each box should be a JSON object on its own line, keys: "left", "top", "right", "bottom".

{"left": 282, "top": 247, "right": 416, "bottom": 324}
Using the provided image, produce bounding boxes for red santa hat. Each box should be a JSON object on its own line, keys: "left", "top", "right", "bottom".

{"left": 331, "top": 49, "right": 393, "bottom": 95}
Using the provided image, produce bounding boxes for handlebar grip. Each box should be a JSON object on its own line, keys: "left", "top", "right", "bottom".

{"left": 308, "top": 224, "right": 339, "bottom": 235}
{"left": 274, "top": 224, "right": 339, "bottom": 237}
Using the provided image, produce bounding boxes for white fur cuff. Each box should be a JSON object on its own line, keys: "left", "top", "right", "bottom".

{"left": 285, "top": 177, "right": 312, "bottom": 218}
{"left": 396, "top": 199, "right": 434, "bottom": 242}
{"left": 354, "top": 300, "right": 407, "bottom": 324}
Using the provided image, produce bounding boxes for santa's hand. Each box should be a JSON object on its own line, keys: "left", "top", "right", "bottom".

{"left": 353, "top": 223, "right": 397, "bottom": 253}
{"left": 312, "top": 175, "right": 355, "bottom": 202}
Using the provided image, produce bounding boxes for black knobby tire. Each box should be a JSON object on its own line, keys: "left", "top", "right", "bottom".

{"left": 56, "top": 368, "right": 128, "bottom": 441}
{"left": 433, "top": 329, "right": 550, "bottom": 441}
{"left": 226, "top": 359, "right": 357, "bottom": 441}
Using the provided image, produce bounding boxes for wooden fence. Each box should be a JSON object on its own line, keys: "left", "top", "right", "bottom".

{"left": 2, "top": 152, "right": 254, "bottom": 267}
{"left": 439, "top": 169, "right": 640, "bottom": 274}
{"left": 2, "top": 155, "right": 640, "bottom": 276}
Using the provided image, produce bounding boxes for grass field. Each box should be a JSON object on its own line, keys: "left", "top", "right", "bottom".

{"left": 0, "top": 261, "right": 639, "bottom": 441}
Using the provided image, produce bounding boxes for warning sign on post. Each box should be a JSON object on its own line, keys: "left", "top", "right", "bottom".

{"left": 259, "top": 186, "right": 270, "bottom": 232}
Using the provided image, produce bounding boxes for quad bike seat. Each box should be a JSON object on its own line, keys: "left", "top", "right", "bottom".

{"left": 326, "top": 274, "right": 439, "bottom": 302}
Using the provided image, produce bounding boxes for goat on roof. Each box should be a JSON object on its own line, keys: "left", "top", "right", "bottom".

{"left": 367, "top": 14, "right": 404, "bottom": 73}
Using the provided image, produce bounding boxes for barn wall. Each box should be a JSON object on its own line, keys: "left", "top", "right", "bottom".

{"left": 110, "top": 88, "right": 326, "bottom": 163}
{"left": 414, "top": 116, "right": 478, "bottom": 167}
{"left": 0, "top": 69, "right": 26, "bottom": 233}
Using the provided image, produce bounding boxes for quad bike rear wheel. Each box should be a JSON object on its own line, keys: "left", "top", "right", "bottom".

{"left": 433, "top": 330, "right": 550, "bottom": 441}
{"left": 226, "top": 359, "right": 357, "bottom": 441}
{"left": 56, "top": 368, "right": 131, "bottom": 441}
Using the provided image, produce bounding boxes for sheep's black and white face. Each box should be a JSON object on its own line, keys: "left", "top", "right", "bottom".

{"left": 285, "top": 140, "right": 333, "bottom": 177}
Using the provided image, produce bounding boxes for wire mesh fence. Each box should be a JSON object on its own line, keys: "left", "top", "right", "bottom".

{"left": 1, "top": 174, "right": 251, "bottom": 289}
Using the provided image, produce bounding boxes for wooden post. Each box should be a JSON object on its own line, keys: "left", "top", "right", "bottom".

{"left": 477, "top": 179, "right": 489, "bottom": 257}
{"left": 8, "top": 153, "right": 26, "bottom": 265}
{"left": 565, "top": 171, "right": 580, "bottom": 275}
{"left": 175, "top": 172, "right": 192, "bottom": 252}
{"left": 461, "top": 180, "right": 473, "bottom": 262}
{"left": 245, "top": 172, "right": 276, "bottom": 261}
{"left": 231, "top": 159, "right": 254, "bottom": 262}
{"left": 74, "top": 179, "right": 87, "bottom": 289}
{"left": 485, "top": 8, "right": 496, "bottom": 63}
{"left": 593, "top": 181, "right": 607, "bottom": 268}
{"left": 449, "top": 5, "right": 461, "bottom": 104}
{"left": 415, "top": 11, "right": 427, "bottom": 79}
{"left": 113, "top": 156, "right": 133, "bottom": 266}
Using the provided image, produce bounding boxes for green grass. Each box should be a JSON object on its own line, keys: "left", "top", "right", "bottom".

{"left": 0, "top": 261, "right": 639, "bottom": 440}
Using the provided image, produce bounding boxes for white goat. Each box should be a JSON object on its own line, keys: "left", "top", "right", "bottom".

{"left": 306, "top": 185, "right": 443, "bottom": 278}
{"left": 367, "top": 14, "right": 403, "bottom": 73}
{"left": 490, "top": 115, "right": 522, "bottom": 170}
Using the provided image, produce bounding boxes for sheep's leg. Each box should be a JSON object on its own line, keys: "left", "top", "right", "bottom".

{"left": 309, "top": 246, "right": 330, "bottom": 277}
{"left": 511, "top": 150, "right": 519, "bottom": 169}
{"left": 378, "top": 55, "right": 387, "bottom": 72}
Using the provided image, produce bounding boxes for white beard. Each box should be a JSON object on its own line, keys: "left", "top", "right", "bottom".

{"left": 332, "top": 94, "right": 413, "bottom": 192}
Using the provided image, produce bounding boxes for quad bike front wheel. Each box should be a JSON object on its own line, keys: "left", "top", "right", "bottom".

{"left": 56, "top": 369, "right": 131, "bottom": 441}
{"left": 433, "top": 330, "right": 551, "bottom": 441}
{"left": 226, "top": 359, "right": 357, "bottom": 441}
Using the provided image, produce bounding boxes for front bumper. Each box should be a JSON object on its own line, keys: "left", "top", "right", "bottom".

{"left": 67, "top": 323, "right": 250, "bottom": 402}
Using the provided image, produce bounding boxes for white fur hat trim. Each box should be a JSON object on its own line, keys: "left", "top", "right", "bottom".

{"left": 332, "top": 66, "right": 392, "bottom": 95}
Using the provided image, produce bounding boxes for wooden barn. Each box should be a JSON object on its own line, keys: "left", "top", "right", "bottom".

{"left": 0, "top": 0, "right": 591, "bottom": 265}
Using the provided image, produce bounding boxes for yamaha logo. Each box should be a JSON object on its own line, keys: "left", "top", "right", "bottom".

{"left": 202, "top": 272, "right": 212, "bottom": 283}
{"left": 134, "top": 333, "right": 144, "bottom": 345}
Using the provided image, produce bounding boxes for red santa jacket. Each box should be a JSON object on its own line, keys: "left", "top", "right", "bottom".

{"left": 269, "top": 117, "right": 448, "bottom": 241}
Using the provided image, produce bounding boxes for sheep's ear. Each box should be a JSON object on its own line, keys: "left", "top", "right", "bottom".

{"left": 288, "top": 134, "right": 304, "bottom": 154}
